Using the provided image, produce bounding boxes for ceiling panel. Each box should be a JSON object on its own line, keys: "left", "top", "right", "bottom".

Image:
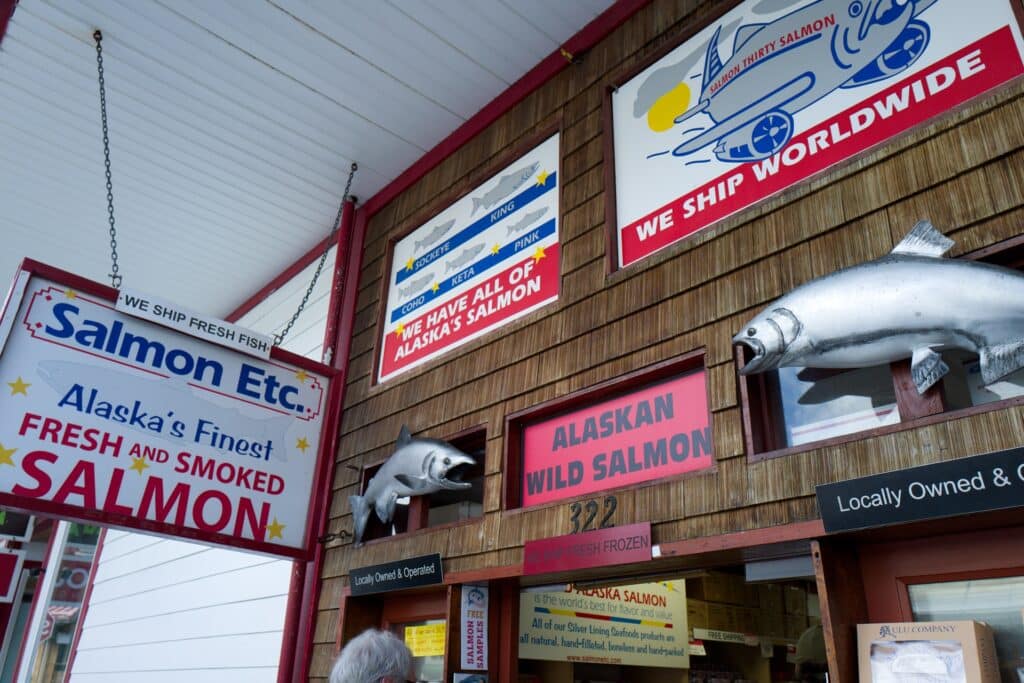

{"left": 0, "top": 0, "right": 617, "bottom": 315}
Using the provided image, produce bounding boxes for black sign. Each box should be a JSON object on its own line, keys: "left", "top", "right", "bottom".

{"left": 350, "top": 553, "right": 444, "bottom": 596}
{"left": 0, "top": 508, "right": 32, "bottom": 540}
{"left": 817, "top": 447, "right": 1024, "bottom": 533}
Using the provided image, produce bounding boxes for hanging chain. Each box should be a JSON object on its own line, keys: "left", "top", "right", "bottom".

{"left": 94, "top": 30, "right": 122, "bottom": 289}
{"left": 275, "top": 162, "right": 358, "bottom": 346}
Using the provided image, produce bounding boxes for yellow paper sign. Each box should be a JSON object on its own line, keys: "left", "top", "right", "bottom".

{"left": 405, "top": 623, "right": 446, "bottom": 657}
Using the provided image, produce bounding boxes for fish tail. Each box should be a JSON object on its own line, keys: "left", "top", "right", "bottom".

{"left": 350, "top": 494, "right": 369, "bottom": 545}
{"left": 471, "top": 196, "right": 482, "bottom": 215}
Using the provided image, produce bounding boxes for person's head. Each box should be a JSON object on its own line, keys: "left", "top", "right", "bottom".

{"left": 329, "top": 629, "right": 413, "bottom": 683}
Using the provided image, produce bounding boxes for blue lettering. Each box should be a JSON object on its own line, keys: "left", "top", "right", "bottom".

{"left": 237, "top": 364, "right": 264, "bottom": 400}
{"left": 45, "top": 302, "right": 77, "bottom": 338}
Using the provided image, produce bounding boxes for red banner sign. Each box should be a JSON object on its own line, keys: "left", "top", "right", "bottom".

{"left": 524, "top": 522, "right": 652, "bottom": 575}
{"left": 521, "top": 370, "right": 712, "bottom": 507}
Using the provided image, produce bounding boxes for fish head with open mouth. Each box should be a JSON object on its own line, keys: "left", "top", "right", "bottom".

{"left": 415, "top": 442, "right": 476, "bottom": 491}
{"left": 733, "top": 306, "right": 804, "bottom": 375}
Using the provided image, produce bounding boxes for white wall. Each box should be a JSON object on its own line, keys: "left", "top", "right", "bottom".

{"left": 68, "top": 249, "right": 335, "bottom": 682}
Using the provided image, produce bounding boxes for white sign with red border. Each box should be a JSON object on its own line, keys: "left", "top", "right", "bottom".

{"left": 461, "top": 584, "right": 489, "bottom": 670}
{"left": 379, "top": 135, "right": 560, "bottom": 382}
{"left": 0, "top": 261, "right": 336, "bottom": 559}
{"left": 612, "top": 0, "right": 1024, "bottom": 268}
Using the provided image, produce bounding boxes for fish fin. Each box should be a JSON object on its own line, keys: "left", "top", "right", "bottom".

{"left": 911, "top": 347, "right": 949, "bottom": 394}
{"left": 733, "top": 23, "right": 767, "bottom": 51}
{"left": 349, "top": 495, "right": 369, "bottom": 545}
{"left": 891, "top": 220, "right": 954, "bottom": 258}
{"left": 701, "top": 25, "right": 724, "bottom": 93}
{"left": 397, "top": 425, "right": 413, "bottom": 447}
{"left": 374, "top": 491, "right": 399, "bottom": 523}
{"left": 979, "top": 341, "right": 1024, "bottom": 385}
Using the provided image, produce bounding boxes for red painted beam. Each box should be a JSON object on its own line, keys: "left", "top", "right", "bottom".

{"left": 229, "top": 0, "right": 651, "bottom": 321}
{"left": 0, "top": 0, "right": 17, "bottom": 47}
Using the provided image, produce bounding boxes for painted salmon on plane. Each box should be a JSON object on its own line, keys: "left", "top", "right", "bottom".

{"left": 674, "top": 0, "right": 936, "bottom": 162}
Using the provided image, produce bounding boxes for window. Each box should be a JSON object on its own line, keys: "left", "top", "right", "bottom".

{"left": 909, "top": 575, "right": 1024, "bottom": 682}
{"left": 739, "top": 235, "right": 1024, "bottom": 458}
{"left": 357, "top": 427, "right": 485, "bottom": 543}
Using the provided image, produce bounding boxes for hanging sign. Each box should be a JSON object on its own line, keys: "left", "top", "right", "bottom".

{"left": 461, "top": 585, "right": 489, "bottom": 670}
{"left": 349, "top": 553, "right": 444, "bottom": 596}
{"left": 611, "top": 0, "right": 1024, "bottom": 268}
{"left": 518, "top": 580, "right": 689, "bottom": 668}
{"left": 378, "top": 134, "right": 560, "bottom": 382}
{"left": 519, "top": 370, "right": 713, "bottom": 507}
{"left": 0, "top": 549, "right": 26, "bottom": 603}
{"left": 523, "top": 522, "right": 652, "bottom": 576}
{"left": 0, "top": 261, "right": 336, "bottom": 559}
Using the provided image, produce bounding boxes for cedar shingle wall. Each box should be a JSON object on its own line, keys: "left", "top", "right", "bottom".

{"left": 310, "top": 0, "right": 1024, "bottom": 674}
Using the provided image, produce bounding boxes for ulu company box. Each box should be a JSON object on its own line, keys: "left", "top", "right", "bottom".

{"left": 857, "top": 621, "right": 999, "bottom": 683}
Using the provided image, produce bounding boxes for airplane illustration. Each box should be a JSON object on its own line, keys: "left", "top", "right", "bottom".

{"left": 673, "top": 0, "right": 936, "bottom": 162}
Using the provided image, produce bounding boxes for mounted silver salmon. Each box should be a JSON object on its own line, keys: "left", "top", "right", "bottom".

{"left": 734, "top": 220, "right": 1024, "bottom": 394}
{"left": 350, "top": 426, "right": 475, "bottom": 545}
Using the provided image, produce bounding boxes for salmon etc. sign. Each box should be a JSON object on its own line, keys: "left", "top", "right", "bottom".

{"left": 0, "top": 261, "right": 337, "bottom": 559}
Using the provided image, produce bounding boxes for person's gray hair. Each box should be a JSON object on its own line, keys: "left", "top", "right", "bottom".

{"left": 329, "top": 628, "right": 413, "bottom": 683}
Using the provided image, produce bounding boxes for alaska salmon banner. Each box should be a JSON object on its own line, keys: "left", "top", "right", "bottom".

{"left": 0, "top": 262, "right": 335, "bottom": 559}
{"left": 379, "top": 135, "right": 560, "bottom": 382}
{"left": 612, "top": 0, "right": 1024, "bottom": 268}
{"left": 520, "top": 370, "right": 712, "bottom": 507}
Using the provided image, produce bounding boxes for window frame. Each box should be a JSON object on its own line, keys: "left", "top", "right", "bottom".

{"left": 737, "top": 233, "right": 1024, "bottom": 462}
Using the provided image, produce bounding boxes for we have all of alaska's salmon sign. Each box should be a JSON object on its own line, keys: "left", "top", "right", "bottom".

{"left": 0, "top": 262, "right": 334, "bottom": 558}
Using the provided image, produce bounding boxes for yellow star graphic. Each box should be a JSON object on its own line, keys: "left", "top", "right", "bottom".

{"left": 532, "top": 246, "right": 547, "bottom": 263}
{"left": 491, "top": 243, "right": 500, "bottom": 255}
{"left": 405, "top": 257, "right": 414, "bottom": 271}
{"left": 267, "top": 518, "right": 285, "bottom": 540}
{"left": 296, "top": 437, "right": 310, "bottom": 453}
{"left": 129, "top": 457, "right": 150, "bottom": 474}
{"left": 65, "top": 289, "right": 77, "bottom": 299}
{"left": 536, "top": 169, "right": 550, "bottom": 186}
{"left": 0, "top": 444, "right": 16, "bottom": 467}
{"left": 8, "top": 377, "right": 30, "bottom": 395}
{"left": 295, "top": 369, "right": 309, "bottom": 383}
{"left": 395, "top": 322, "right": 405, "bottom": 337}
{"left": 431, "top": 282, "right": 439, "bottom": 293}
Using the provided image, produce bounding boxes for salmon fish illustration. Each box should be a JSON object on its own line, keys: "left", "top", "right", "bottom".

{"left": 445, "top": 243, "right": 485, "bottom": 273}
{"left": 505, "top": 208, "right": 548, "bottom": 236}
{"left": 398, "top": 273, "right": 433, "bottom": 300}
{"left": 471, "top": 162, "right": 540, "bottom": 215}
{"left": 734, "top": 221, "right": 1024, "bottom": 395}
{"left": 414, "top": 219, "right": 456, "bottom": 253}
{"left": 349, "top": 426, "right": 474, "bottom": 545}
{"left": 675, "top": 0, "right": 935, "bottom": 162}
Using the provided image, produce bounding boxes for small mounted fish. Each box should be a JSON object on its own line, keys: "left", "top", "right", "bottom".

{"left": 349, "top": 426, "right": 475, "bottom": 546}
{"left": 734, "top": 221, "right": 1024, "bottom": 394}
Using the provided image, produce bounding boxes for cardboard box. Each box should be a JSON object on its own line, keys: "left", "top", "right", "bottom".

{"left": 688, "top": 599, "right": 709, "bottom": 631}
{"left": 784, "top": 585, "right": 807, "bottom": 615}
{"left": 707, "top": 602, "right": 734, "bottom": 631}
{"left": 693, "top": 572, "right": 746, "bottom": 605}
{"left": 857, "top": 621, "right": 1000, "bottom": 683}
{"left": 758, "top": 611, "right": 786, "bottom": 638}
{"left": 758, "top": 583, "right": 784, "bottom": 613}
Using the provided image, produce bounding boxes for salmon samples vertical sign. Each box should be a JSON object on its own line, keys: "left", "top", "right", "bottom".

{"left": 0, "top": 261, "right": 335, "bottom": 559}
{"left": 611, "top": 0, "right": 1024, "bottom": 267}
{"left": 379, "top": 135, "right": 560, "bottom": 382}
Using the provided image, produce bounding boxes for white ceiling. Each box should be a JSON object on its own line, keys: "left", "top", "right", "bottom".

{"left": 0, "top": 0, "right": 614, "bottom": 319}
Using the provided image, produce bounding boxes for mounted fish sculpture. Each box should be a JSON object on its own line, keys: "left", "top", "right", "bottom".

{"left": 734, "top": 221, "right": 1024, "bottom": 395}
{"left": 350, "top": 426, "right": 475, "bottom": 545}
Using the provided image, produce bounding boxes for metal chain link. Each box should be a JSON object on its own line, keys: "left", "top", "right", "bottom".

{"left": 275, "top": 162, "right": 358, "bottom": 346}
{"left": 94, "top": 30, "right": 122, "bottom": 289}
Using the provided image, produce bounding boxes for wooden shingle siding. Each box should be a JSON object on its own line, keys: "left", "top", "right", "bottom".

{"left": 312, "top": 0, "right": 1024, "bottom": 676}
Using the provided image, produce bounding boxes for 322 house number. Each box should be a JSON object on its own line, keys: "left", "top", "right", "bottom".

{"left": 569, "top": 496, "right": 617, "bottom": 533}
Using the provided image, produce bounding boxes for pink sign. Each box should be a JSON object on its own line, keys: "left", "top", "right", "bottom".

{"left": 523, "top": 522, "right": 652, "bottom": 575}
{"left": 521, "top": 371, "right": 712, "bottom": 507}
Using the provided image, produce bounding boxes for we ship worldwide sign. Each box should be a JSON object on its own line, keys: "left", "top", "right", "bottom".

{"left": 612, "top": 0, "right": 1024, "bottom": 267}
{"left": 379, "top": 135, "right": 560, "bottom": 382}
{"left": 0, "top": 262, "right": 335, "bottom": 559}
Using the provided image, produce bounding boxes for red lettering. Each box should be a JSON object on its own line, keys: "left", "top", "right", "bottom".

{"left": 11, "top": 450, "right": 56, "bottom": 497}
{"left": 102, "top": 468, "right": 134, "bottom": 516}
{"left": 53, "top": 460, "right": 97, "bottom": 509}
{"left": 233, "top": 497, "right": 270, "bottom": 540}
{"left": 18, "top": 412, "right": 42, "bottom": 436}
{"left": 139, "top": 476, "right": 189, "bottom": 526}
{"left": 193, "top": 490, "right": 231, "bottom": 532}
